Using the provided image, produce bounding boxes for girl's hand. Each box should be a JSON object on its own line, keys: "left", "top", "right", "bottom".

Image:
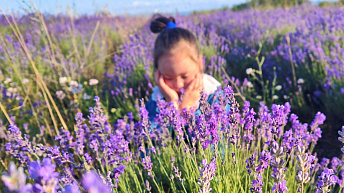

{"left": 154, "top": 70, "right": 179, "bottom": 105}
{"left": 179, "top": 73, "right": 203, "bottom": 111}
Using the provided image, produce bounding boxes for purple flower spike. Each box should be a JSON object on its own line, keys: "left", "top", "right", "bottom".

{"left": 114, "top": 165, "right": 126, "bottom": 174}
{"left": 338, "top": 126, "right": 344, "bottom": 153}
{"left": 112, "top": 165, "right": 126, "bottom": 188}
{"left": 272, "top": 180, "right": 288, "bottom": 193}
{"left": 198, "top": 156, "right": 217, "bottom": 193}
{"left": 295, "top": 145, "right": 315, "bottom": 192}
{"left": 249, "top": 150, "right": 271, "bottom": 192}
{"left": 172, "top": 166, "right": 183, "bottom": 182}
{"left": 251, "top": 174, "right": 264, "bottom": 193}
{"left": 145, "top": 179, "right": 151, "bottom": 192}
{"left": 142, "top": 157, "right": 154, "bottom": 178}
{"left": 316, "top": 169, "right": 337, "bottom": 193}
{"left": 270, "top": 141, "right": 288, "bottom": 193}
{"left": 246, "top": 152, "right": 256, "bottom": 175}
{"left": 94, "top": 96, "right": 100, "bottom": 102}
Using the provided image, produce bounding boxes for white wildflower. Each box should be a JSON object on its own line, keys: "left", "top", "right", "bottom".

{"left": 297, "top": 78, "right": 304, "bottom": 84}
{"left": 22, "top": 79, "right": 29, "bottom": 84}
{"left": 89, "top": 79, "right": 99, "bottom": 86}
{"left": 4, "top": 77, "right": 11, "bottom": 84}
{"left": 59, "top": 77, "right": 68, "bottom": 84}
{"left": 8, "top": 87, "right": 16, "bottom": 93}
{"left": 246, "top": 68, "right": 254, "bottom": 75}
{"left": 69, "top": 80, "right": 78, "bottom": 86}
{"left": 275, "top": 85, "right": 282, "bottom": 91}
{"left": 56, "top": 90, "right": 65, "bottom": 100}
{"left": 247, "top": 81, "right": 253, "bottom": 88}
{"left": 83, "top": 93, "right": 91, "bottom": 100}
{"left": 272, "top": 95, "right": 279, "bottom": 100}
{"left": 256, "top": 95, "right": 262, "bottom": 100}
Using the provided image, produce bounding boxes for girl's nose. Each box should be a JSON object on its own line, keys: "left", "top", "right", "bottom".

{"left": 174, "top": 78, "right": 184, "bottom": 90}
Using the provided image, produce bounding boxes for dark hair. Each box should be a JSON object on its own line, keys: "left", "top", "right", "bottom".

{"left": 150, "top": 14, "right": 200, "bottom": 70}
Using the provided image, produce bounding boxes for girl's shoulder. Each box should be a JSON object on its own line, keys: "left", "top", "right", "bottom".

{"left": 203, "top": 73, "right": 221, "bottom": 97}
{"left": 150, "top": 86, "right": 163, "bottom": 102}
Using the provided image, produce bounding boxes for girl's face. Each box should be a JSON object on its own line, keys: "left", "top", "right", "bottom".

{"left": 157, "top": 42, "right": 202, "bottom": 95}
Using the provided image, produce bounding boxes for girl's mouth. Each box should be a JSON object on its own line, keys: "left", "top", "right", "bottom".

{"left": 176, "top": 90, "right": 182, "bottom": 97}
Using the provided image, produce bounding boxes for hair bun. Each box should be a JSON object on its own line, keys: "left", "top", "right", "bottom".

{"left": 150, "top": 14, "right": 176, "bottom": 33}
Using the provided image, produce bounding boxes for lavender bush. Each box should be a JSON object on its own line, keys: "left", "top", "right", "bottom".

{"left": 1, "top": 86, "right": 343, "bottom": 192}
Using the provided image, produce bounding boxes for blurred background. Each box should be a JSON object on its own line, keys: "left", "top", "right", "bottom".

{"left": 1, "top": 0, "right": 340, "bottom": 16}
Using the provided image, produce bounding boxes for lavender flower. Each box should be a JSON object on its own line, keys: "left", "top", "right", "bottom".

{"left": 251, "top": 174, "right": 264, "bottom": 193}
{"left": 295, "top": 145, "right": 315, "bottom": 192}
{"left": 241, "top": 101, "right": 256, "bottom": 144}
{"left": 338, "top": 126, "right": 344, "bottom": 153}
{"left": 270, "top": 141, "right": 288, "bottom": 193}
{"left": 231, "top": 153, "right": 236, "bottom": 164}
{"left": 271, "top": 180, "right": 288, "bottom": 193}
{"left": 246, "top": 151, "right": 256, "bottom": 175}
{"left": 256, "top": 150, "right": 271, "bottom": 174}
{"left": 28, "top": 158, "right": 59, "bottom": 193}
{"left": 309, "top": 112, "right": 325, "bottom": 145}
{"left": 172, "top": 166, "right": 183, "bottom": 183}
{"left": 59, "top": 182, "right": 81, "bottom": 193}
{"left": 139, "top": 100, "right": 150, "bottom": 134}
{"left": 330, "top": 157, "right": 342, "bottom": 173}
{"left": 145, "top": 179, "right": 151, "bottom": 193}
{"left": 1, "top": 162, "right": 32, "bottom": 193}
{"left": 112, "top": 165, "right": 126, "bottom": 188}
{"left": 249, "top": 150, "right": 271, "bottom": 193}
{"left": 198, "top": 156, "right": 217, "bottom": 193}
{"left": 82, "top": 171, "right": 111, "bottom": 193}
{"left": 142, "top": 156, "right": 154, "bottom": 178}
{"left": 337, "top": 169, "right": 344, "bottom": 188}
{"left": 316, "top": 169, "right": 337, "bottom": 193}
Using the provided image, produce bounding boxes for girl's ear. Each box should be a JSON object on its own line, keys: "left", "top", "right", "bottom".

{"left": 199, "top": 54, "right": 204, "bottom": 72}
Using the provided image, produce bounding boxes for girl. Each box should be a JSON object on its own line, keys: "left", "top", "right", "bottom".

{"left": 145, "top": 15, "right": 224, "bottom": 124}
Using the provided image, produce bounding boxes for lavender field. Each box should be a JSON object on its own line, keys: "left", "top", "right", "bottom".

{"left": 1, "top": 3, "right": 344, "bottom": 192}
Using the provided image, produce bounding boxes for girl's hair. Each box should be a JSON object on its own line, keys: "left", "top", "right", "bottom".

{"left": 150, "top": 14, "right": 200, "bottom": 70}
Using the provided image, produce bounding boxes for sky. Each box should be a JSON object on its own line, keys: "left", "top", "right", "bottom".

{"left": 0, "top": 0, "right": 340, "bottom": 16}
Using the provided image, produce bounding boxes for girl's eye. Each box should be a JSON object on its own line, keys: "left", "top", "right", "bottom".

{"left": 182, "top": 76, "right": 188, "bottom": 79}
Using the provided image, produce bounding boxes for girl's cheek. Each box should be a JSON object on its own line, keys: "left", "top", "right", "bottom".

{"left": 164, "top": 79, "right": 173, "bottom": 87}
{"left": 185, "top": 79, "right": 193, "bottom": 87}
